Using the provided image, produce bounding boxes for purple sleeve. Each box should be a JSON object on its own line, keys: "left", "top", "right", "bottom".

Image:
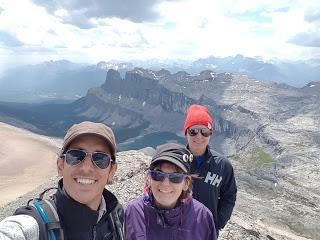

{"left": 204, "top": 208, "right": 217, "bottom": 240}
{"left": 124, "top": 198, "right": 146, "bottom": 240}
{"left": 194, "top": 199, "right": 217, "bottom": 240}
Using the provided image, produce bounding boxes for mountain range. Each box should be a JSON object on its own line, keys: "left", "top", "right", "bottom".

{"left": 0, "top": 55, "right": 319, "bottom": 103}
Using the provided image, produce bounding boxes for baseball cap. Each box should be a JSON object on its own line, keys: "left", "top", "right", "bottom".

{"left": 61, "top": 121, "right": 117, "bottom": 161}
{"left": 150, "top": 143, "right": 193, "bottom": 174}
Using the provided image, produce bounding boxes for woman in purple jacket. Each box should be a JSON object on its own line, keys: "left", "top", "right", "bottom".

{"left": 125, "top": 143, "right": 217, "bottom": 240}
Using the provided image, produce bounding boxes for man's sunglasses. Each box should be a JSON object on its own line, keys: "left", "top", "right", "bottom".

{"left": 187, "top": 128, "right": 212, "bottom": 137}
{"left": 148, "top": 170, "right": 186, "bottom": 184}
{"left": 60, "top": 149, "right": 113, "bottom": 169}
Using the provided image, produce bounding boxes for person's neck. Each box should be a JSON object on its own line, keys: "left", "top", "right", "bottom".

{"left": 190, "top": 148, "right": 206, "bottom": 157}
{"left": 87, "top": 201, "right": 101, "bottom": 211}
{"left": 62, "top": 186, "right": 101, "bottom": 211}
{"left": 153, "top": 199, "right": 177, "bottom": 210}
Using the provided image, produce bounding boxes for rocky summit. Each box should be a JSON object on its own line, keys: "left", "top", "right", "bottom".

{"left": 0, "top": 148, "right": 318, "bottom": 240}
{"left": 0, "top": 67, "right": 319, "bottom": 239}
{"left": 80, "top": 68, "right": 320, "bottom": 239}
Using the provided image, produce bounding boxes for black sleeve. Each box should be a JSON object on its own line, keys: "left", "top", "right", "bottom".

{"left": 217, "top": 160, "right": 237, "bottom": 230}
{"left": 14, "top": 205, "right": 49, "bottom": 240}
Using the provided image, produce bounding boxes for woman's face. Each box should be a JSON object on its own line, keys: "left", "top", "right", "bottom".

{"left": 149, "top": 162, "right": 190, "bottom": 209}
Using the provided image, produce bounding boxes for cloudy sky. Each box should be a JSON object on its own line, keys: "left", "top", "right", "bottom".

{"left": 0, "top": 0, "right": 319, "bottom": 70}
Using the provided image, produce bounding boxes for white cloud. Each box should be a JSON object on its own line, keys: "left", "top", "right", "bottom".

{"left": 0, "top": 0, "right": 319, "bottom": 69}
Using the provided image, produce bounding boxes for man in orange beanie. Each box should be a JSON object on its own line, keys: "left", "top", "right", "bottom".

{"left": 184, "top": 104, "right": 237, "bottom": 237}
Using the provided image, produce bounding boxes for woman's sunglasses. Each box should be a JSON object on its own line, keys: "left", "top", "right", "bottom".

{"left": 148, "top": 170, "right": 186, "bottom": 184}
{"left": 60, "top": 149, "right": 113, "bottom": 169}
{"left": 187, "top": 128, "right": 212, "bottom": 137}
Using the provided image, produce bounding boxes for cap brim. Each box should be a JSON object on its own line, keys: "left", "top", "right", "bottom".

{"left": 63, "top": 132, "right": 116, "bottom": 160}
{"left": 151, "top": 156, "right": 188, "bottom": 173}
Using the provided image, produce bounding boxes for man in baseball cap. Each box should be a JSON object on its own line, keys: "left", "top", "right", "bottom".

{"left": 0, "top": 121, "right": 124, "bottom": 240}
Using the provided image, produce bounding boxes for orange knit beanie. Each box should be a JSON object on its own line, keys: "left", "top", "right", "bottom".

{"left": 183, "top": 104, "right": 213, "bottom": 135}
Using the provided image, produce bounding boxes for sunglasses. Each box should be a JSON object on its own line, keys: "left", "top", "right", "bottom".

{"left": 187, "top": 128, "right": 212, "bottom": 137}
{"left": 148, "top": 170, "right": 186, "bottom": 184}
{"left": 61, "top": 149, "right": 113, "bottom": 169}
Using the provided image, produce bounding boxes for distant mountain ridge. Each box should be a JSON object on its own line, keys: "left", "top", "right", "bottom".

{"left": 0, "top": 56, "right": 319, "bottom": 102}
{"left": 0, "top": 60, "right": 107, "bottom": 102}
{"left": 97, "top": 55, "right": 320, "bottom": 87}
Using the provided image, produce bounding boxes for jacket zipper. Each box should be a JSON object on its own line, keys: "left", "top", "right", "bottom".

{"left": 92, "top": 225, "right": 97, "bottom": 240}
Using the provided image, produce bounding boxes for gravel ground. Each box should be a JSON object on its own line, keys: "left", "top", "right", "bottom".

{"left": 0, "top": 150, "right": 314, "bottom": 240}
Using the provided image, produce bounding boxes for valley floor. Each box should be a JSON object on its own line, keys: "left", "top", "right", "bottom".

{"left": 0, "top": 122, "right": 61, "bottom": 206}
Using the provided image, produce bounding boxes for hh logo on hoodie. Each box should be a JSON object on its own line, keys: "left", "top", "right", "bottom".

{"left": 204, "top": 171, "right": 222, "bottom": 187}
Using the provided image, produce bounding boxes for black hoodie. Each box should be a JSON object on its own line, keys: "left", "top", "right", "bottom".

{"left": 190, "top": 146, "right": 237, "bottom": 231}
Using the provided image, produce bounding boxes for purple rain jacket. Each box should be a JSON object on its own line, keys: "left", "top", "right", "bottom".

{"left": 125, "top": 196, "right": 217, "bottom": 240}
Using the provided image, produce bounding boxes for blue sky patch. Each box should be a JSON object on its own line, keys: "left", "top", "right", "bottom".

{"left": 226, "top": 10, "right": 272, "bottom": 23}
{"left": 274, "top": 7, "right": 290, "bottom": 13}
{"left": 163, "top": 22, "right": 176, "bottom": 30}
{"left": 252, "top": 27, "right": 276, "bottom": 37}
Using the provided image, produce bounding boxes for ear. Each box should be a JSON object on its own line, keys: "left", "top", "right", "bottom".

{"left": 107, "top": 163, "right": 117, "bottom": 184}
{"left": 57, "top": 157, "right": 64, "bottom": 177}
{"left": 183, "top": 176, "right": 192, "bottom": 191}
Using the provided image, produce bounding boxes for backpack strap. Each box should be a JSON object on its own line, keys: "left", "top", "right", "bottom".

{"left": 31, "top": 198, "right": 64, "bottom": 240}
{"left": 42, "top": 199, "right": 61, "bottom": 230}
{"left": 28, "top": 188, "right": 64, "bottom": 240}
{"left": 32, "top": 199, "right": 57, "bottom": 240}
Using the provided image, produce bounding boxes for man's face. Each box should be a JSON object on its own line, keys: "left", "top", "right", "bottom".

{"left": 57, "top": 134, "right": 117, "bottom": 210}
{"left": 186, "top": 124, "right": 211, "bottom": 156}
